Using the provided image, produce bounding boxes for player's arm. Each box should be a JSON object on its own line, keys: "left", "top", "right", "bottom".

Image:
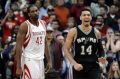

{"left": 16, "top": 22, "right": 27, "bottom": 74}
{"left": 64, "top": 28, "right": 76, "bottom": 65}
{"left": 95, "top": 28, "right": 105, "bottom": 57}
{"left": 64, "top": 28, "right": 83, "bottom": 71}
{"left": 95, "top": 28, "right": 107, "bottom": 66}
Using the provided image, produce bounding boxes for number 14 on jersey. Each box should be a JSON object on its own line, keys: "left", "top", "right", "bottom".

{"left": 81, "top": 45, "right": 92, "bottom": 55}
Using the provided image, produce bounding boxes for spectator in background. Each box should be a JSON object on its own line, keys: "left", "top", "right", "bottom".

{"left": 50, "top": 19, "right": 62, "bottom": 39}
{"left": 105, "top": 28, "right": 117, "bottom": 71}
{"left": 56, "top": 34, "right": 66, "bottom": 79}
{"left": 113, "top": 0, "right": 120, "bottom": 18}
{"left": 66, "top": 16, "right": 76, "bottom": 30}
{"left": 57, "top": 34, "right": 74, "bottom": 79}
{"left": 0, "top": 9, "right": 17, "bottom": 47}
{"left": 116, "top": 17, "right": 120, "bottom": 31}
{"left": 38, "top": 0, "right": 48, "bottom": 19}
{"left": 0, "top": 36, "right": 15, "bottom": 79}
{"left": 90, "top": 0, "right": 109, "bottom": 18}
{"left": 4, "top": 0, "right": 11, "bottom": 13}
{"left": 71, "top": 0, "right": 85, "bottom": 25}
{"left": 41, "top": 5, "right": 56, "bottom": 24}
{"left": 113, "top": 0, "right": 120, "bottom": 8}
{"left": 0, "top": 4, "right": 2, "bottom": 19}
{"left": 47, "top": 5, "right": 55, "bottom": 17}
{"left": 99, "top": 5, "right": 108, "bottom": 24}
{"left": 45, "top": 26, "right": 62, "bottom": 79}
{"left": 62, "top": 16, "right": 76, "bottom": 40}
{"left": 0, "top": 0, "right": 7, "bottom": 18}
{"left": 62, "top": 29, "right": 69, "bottom": 40}
{"left": 112, "top": 31, "right": 120, "bottom": 67}
{"left": 106, "top": 4, "right": 119, "bottom": 31}
{"left": 11, "top": 2, "right": 26, "bottom": 25}
{"left": 20, "top": 4, "right": 28, "bottom": 20}
{"left": 35, "top": 0, "right": 41, "bottom": 9}
{"left": 49, "top": 13, "right": 56, "bottom": 23}
{"left": 54, "top": 0, "right": 70, "bottom": 31}
{"left": 108, "top": 61, "right": 120, "bottom": 79}
{"left": 115, "top": 31, "right": 120, "bottom": 67}
{"left": 94, "top": 15, "right": 109, "bottom": 38}
{"left": 64, "top": 0, "right": 73, "bottom": 10}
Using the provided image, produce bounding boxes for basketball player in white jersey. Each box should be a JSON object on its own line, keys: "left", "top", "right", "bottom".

{"left": 16, "top": 5, "right": 52, "bottom": 79}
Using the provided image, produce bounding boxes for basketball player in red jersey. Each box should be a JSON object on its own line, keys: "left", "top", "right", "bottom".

{"left": 16, "top": 5, "right": 51, "bottom": 79}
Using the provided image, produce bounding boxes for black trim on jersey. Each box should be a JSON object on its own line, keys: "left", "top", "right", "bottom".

{"left": 97, "top": 39, "right": 105, "bottom": 57}
{"left": 74, "top": 25, "right": 99, "bottom": 63}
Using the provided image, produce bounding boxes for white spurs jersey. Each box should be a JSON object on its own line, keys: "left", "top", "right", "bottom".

{"left": 22, "top": 20, "right": 46, "bottom": 60}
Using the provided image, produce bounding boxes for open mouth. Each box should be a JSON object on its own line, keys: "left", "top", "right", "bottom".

{"left": 84, "top": 19, "right": 90, "bottom": 22}
{"left": 84, "top": 20, "right": 89, "bottom": 22}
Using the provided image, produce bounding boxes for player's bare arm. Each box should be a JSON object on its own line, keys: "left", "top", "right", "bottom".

{"left": 16, "top": 22, "right": 28, "bottom": 75}
{"left": 64, "top": 27, "right": 83, "bottom": 71}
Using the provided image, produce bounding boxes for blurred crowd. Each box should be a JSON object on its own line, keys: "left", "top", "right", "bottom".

{"left": 0, "top": 0, "right": 120, "bottom": 79}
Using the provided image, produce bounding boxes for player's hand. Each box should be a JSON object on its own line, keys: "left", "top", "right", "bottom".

{"left": 73, "top": 63, "right": 83, "bottom": 71}
{"left": 16, "top": 67, "right": 22, "bottom": 77}
{"left": 98, "top": 57, "right": 106, "bottom": 64}
{"left": 45, "top": 62, "right": 52, "bottom": 74}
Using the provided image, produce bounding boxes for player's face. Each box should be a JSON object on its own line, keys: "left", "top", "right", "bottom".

{"left": 80, "top": 11, "right": 92, "bottom": 26}
{"left": 29, "top": 6, "right": 39, "bottom": 20}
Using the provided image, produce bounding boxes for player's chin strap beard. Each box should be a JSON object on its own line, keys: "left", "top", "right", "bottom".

{"left": 85, "top": 24, "right": 89, "bottom": 27}
{"left": 29, "top": 18, "right": 39, "bottom": 26}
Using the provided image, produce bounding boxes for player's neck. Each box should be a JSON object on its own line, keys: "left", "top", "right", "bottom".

{"left": 81, "top": 24, "right": 91, "bottom": 32}
{"left": 29, "top": 19, "right": 39, "bottom": 26}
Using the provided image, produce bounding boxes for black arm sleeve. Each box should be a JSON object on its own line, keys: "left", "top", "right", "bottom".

{"left": 97, "top": 39, "right": 105, "bottom": 57}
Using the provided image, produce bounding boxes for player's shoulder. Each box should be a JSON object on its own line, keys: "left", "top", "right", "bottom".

{"left": 19, "top": 20, "right": 28, "bottom": 31}
{"left": 66, "top": 27, "right": 77, "bottom": 40}
{"left": 38, "top": 19, "right": 46, "bottom": 25}
{"left": 20, "top": 20, "right": 28, "bottom": 27}
{"left": 69, "top": 27, "right": 76, "bottom": 34}
{"left": 38, "top": 19, "right": 44, "bottom": 22}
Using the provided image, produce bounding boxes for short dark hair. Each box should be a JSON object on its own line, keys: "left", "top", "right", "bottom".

{"left": 96, "top": 14, "right": 104, "bottom": 20}
{"left": 96, "top": 14, "right": 103, "bottom": 18}
{"left": 26, "top": 4, "right": 37, "bottom": 19}
{"left": 81, "top": 8, "right": 92, "bottom": 15}
{"left": 27, "top": 4, "right": 37, "bottom": 13}
{"left": 100, "top": 5, "right": 108, "bottom": 12}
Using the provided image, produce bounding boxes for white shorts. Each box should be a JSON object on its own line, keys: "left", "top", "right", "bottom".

{"left": 21, "top": 56, "right": 45, "bottom": 79}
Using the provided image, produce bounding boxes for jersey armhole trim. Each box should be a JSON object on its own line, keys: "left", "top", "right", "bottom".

{"left": 39, "top": 20, "right": 46, "bottom": 31}
{"left": 25, "top": 20, "right": 30, "bottom": 38}
{"left": 94, "top": 28, "right": 99, "bottom": 42}
{"left": 73, "top": 27, "right": 77, "bottom": 43}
